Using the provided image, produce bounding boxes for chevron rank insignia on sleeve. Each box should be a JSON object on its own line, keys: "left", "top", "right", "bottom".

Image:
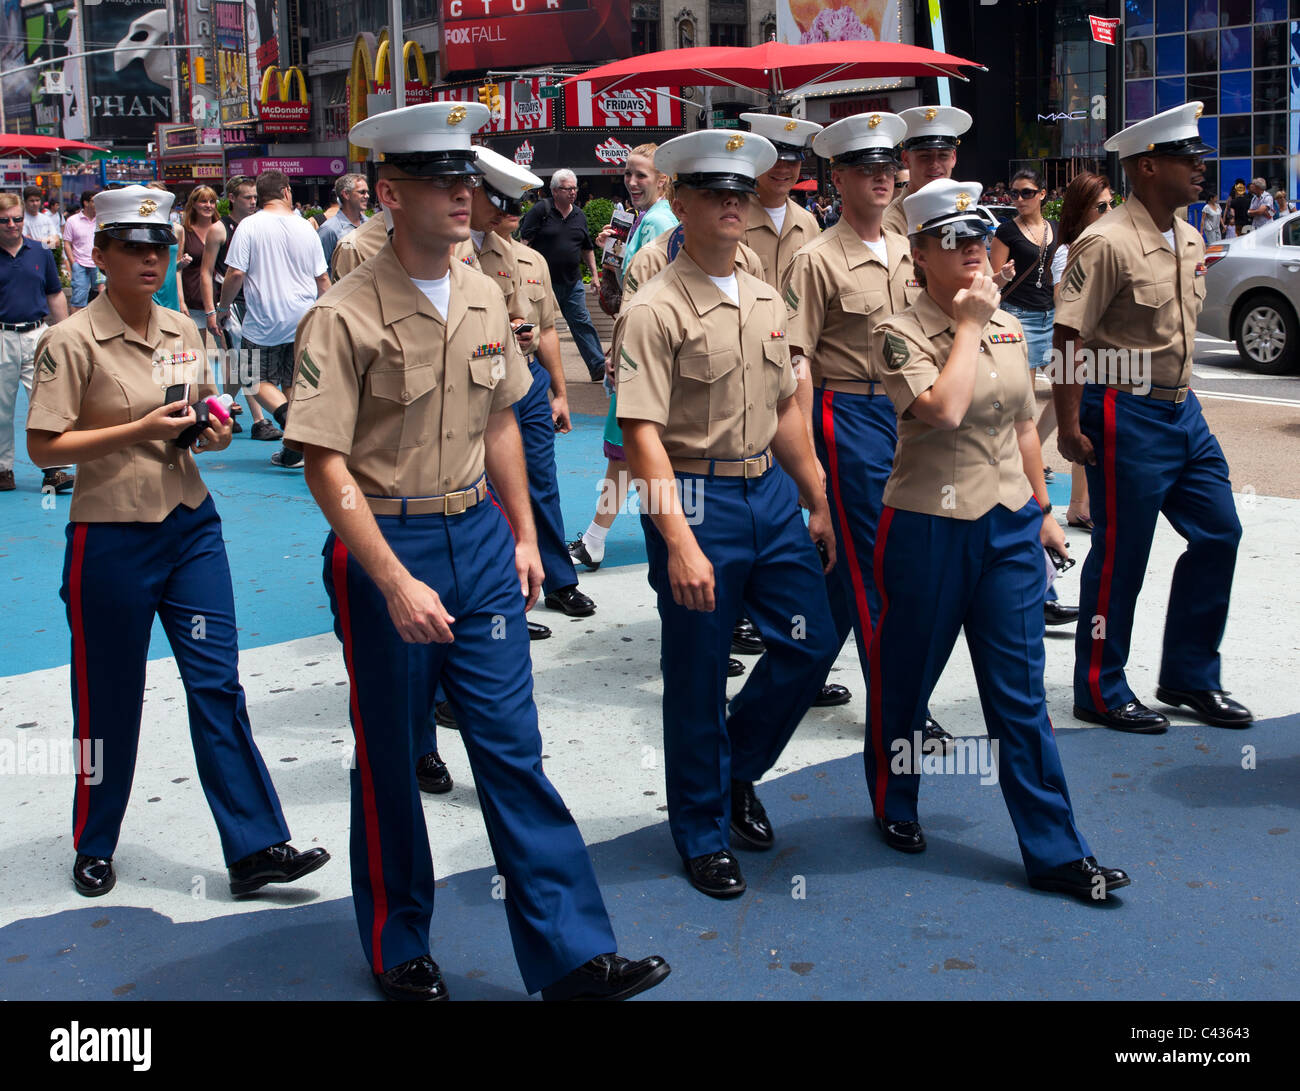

{"left": 37, "top": 349, "right": 57, "bottom": 378}
{"left": 619, "top": 346, "right": 638, "bottom": 372}
{"left": 783, "top": 285, "right": 799, "bottom": 310}
{"left": 297, "top": 349, "right": 320, "bottom": 389}
{"left": 1062, "top": 262, "right": 1087, "bottom": 296}
{"left": 883, "top": 332, "right": 910, "bottom": 370}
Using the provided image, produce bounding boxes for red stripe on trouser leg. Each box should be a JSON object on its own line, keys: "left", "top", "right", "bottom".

{"left": 69, "top": 523, "right": 90, "bottom": 847}
{"left": 332, "top": 538, "right": 389, "bottom": 973}
{"left": 868, "top": 506, "right": 896, "bottom": 818}
{"left": 821, "top": 390, "right": 876, "bottom": 645}
{"left": 1087, "top": 389, "right": 1119, "bottom": 713}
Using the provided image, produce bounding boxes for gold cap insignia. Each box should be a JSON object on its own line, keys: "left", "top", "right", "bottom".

{"left": 1194, "top": 103, "right": 1203, "bottom": 119}
{"left": 447, "top": 105, "right": 468, "bottom": 125}
{"left": 784, "top": 120, "right": 798, "bottom": 132}
{"left": 1147, "top": 142, "right": 1155, "bottom": 150}
{"left": 924, "top": 107, "right": 937, "bottom": 122}
{"left": 955, "top": 192, "right": 971, "bottom": 211}
{"left": 138, "top": 199, "right": 158, "bottom": 217}
{"left": 868, "top": 114, "right": 881, "bottom": 128}
{"left": 726, "top": 134, "right": 745, "bottom": 152}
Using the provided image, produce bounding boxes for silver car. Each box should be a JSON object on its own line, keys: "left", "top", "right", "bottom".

{"left": 1198, "top": 211, "right": 1300, "bottom": 374}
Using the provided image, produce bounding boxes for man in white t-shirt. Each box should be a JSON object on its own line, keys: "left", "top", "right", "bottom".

{"left": 21, "top": 187, "right": 60, "bottom": 250}
{"left": 217, "top": 169, "right": 329, "bottom": 467}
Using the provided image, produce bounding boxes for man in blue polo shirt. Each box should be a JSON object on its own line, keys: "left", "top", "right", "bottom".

{"left": 0, "top": 191, "right": 71, "bottom": 493}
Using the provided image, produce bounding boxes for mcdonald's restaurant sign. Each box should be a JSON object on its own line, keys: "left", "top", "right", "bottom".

{"left": 347, "top": 34, "right": 436, "bottom": 160}
{"left": 259, "top": 66, "right": 310, "bottom": 134}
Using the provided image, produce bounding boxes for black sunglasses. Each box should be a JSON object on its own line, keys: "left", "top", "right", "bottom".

{"left": 1095, "top": 201, "right": 1111, "bottom": 215}
{"left": 1011, "top": 187, "right": 1042, "bottom": 199}
{"left": 895, "top": 180, "right": 908, "bottom": 189}
{"left": 391, "top": 174, "right": 483, "bottom": 190}
{"left": 0, "top": 215, "right": 23, "bottom": 224}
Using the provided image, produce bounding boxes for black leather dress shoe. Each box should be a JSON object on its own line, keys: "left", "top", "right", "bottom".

{"left": 1029, "top": 857, "right": 1131, "bottom": 901}
{"left": 1044, "top": 601, "right": 1079, "bottom": 626}
{"left": 727, "top": 657, "right": 746, "bottom": 677}
{"left": 1155, "top": 687, "right": 1253, "bottom": 728}
{"left": 729, "top": 780, "right": 774, "bottom": 850}
{"left": 1074, "top": 701, "right": 1169, "bottom": 734}
{"left": 228, "top": 842, "right": 330, "bottom": 896}
{"left": 813, "top": 683, "right": 851, "bottom": 707}
{"left": 42, "top": 469, "right": 75, "bottom": 494}
{"left": 921, "top": 717, "right": 954, "bottom": 751}
{"left": 375, "top": 955, "right": 449, "bottom": 1001}
{"left": 568, "top": 538, "right": 602, "bottom": 571}
{"left": 541, "top": 953, "right": 671, "bottom": 1001}
{"left": 544, "top": 585, "right": 596, "bottom": 617}
{"left": 434, "top": 701, "right": 458, "bottom": 729}
{"left": 73, "top": 854, "right": 115, "bottom": 897}
{"left": 877, "top": 817, "right": 926, "bottom": 854}
{"left": 730, "top": 616, "right": 765, "bottom": 655}
{"left": 527, "top": 620, "right": 552, "bottom": 640}
{"left": 416, "top": 751, "right": 453, "bottom": 794}
{"left": 685, "top": 850, "right": 746, "bottom": 898}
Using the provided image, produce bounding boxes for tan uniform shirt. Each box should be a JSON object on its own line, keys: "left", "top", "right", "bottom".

{"left": 285, "top": 242, "right": 531, "bottom": 498}
{"left": 1054, "top": 194, "right": 1205, "bottom": 391}
{"left": 782, "top": 219, "right": 921, "bottom": 384}
{"left": 872, "top": 292, "right": 1036, "bottom": 520}
{"left": 744, "top": 196, "right": 821, "bottom": 290}
{"left": 620, "top": 226, "right": 763, "bottom": 307}
{"left": 26, "top": 294, "right": 211, "bottom": 523}
{"left": 453, "top": 231, "right": 525, "bottom": 320}
{"left": 331, "top": 212, "right": 388, "bottom": 280}
{"left": 881, "top": 191, "right": 908, "bottom": 238}
{"left": 508, "top": 239, "right": 558, "bottom": 332}
{"left": 614, "top": 249, "right": 797, "bottom": 461}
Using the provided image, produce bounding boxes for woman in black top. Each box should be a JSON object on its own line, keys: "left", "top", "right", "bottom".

{"left": 990, "top": 169, "right": 1059, "bottom": 467}
{"left": 1226, "top": 180, "right": 1251, "bottom": 237}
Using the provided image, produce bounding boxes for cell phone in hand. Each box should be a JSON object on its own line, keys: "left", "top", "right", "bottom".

{"left": 817, "top": 540, "right": 830, "bottom": 568}
{"left": 514, "top": 323, "right": 535, "bottom": 335}
{"left": 164, "top": 384, "right": 191, "bottom": 414}
{"left": 1046, "top": 546, "right": 1075, "bottom": 574}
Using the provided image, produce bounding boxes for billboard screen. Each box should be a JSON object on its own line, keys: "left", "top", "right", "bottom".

{"left": 80, "top": 0, "right": 176, "bottom": 143}
{"left": 441, "top": 0, "right": 631, "bottom": 75}
{"left": 214, "top": 0, "right": 252, "bottom": 123}
{"left": 775, "top": 0, "right": 901, "bottom": 44}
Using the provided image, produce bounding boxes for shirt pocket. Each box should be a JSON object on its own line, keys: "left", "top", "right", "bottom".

{"left": 677, "top": 348, "right": 739, "bottom": 421}
{"left": 762, "top": 339, "right": 787, "bottom": 408}
{"left": 368, "top": 363, "right": 438, "bottom": 448}
{"left": 1132, "top": 281, "right": 1175, "bottom": 310}
{"left": 840, "top": 289, "right": 888, "bottom": 319}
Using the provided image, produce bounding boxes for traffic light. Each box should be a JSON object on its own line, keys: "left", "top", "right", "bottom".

{"left": 194, "top": 56, "right": 206, "bottom": 84}
{"left": 477, "top": 83, "right": 494, "bottom": 108}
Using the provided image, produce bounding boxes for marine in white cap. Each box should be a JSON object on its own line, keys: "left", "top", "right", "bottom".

{"left": 285, "top": 100, "right": 670, "bottom": 1002}
{"left": 739, "top": 112, "right": 824, "bottom": 289}
{"left": 782, "top": 110, "right": 952, "bottom": 747}
{"left": 1052, "top": 102, "right": 1252, "bottom": 735}
{"left": 615, "top": 129, "right": 839, "bottom": 899}
{"left": 861, "top": 178, "right": 1130, "bottom": 902}
{"left": 881, "top": 105, "right": 970, "bottom": 236}
{"left": 26, "top": 182, "right": 333, "bottom": 905}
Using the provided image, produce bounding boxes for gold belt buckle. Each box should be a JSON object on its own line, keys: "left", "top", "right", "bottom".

{"left": 443, "top": 490, "right": 467, "bottom": 515}
{"left": 1173, "top": 386, "right": 1188, "bottom": 404}
{"left": 744, "top": 455, "right": 765, "bottom": 478}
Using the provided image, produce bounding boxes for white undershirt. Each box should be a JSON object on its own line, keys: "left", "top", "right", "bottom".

{"left": 470, "top": 228, "right": 485, "bottom": 251}
{"left": 411, "top": 272, "right": 451, "bottom": 320}
{"left": 708, "top": 272, "right": 739, "bottom": 305}
{"left": 862, "top": 237, "right": 888, "bottom": 264}
{"left": 1161, "top": 227, "right": 1176, "bottom": 251}
{"left": 764, "top": 203, "right": 787, "bottom": 233}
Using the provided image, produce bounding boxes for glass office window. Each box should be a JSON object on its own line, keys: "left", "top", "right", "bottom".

{"left": 1188, "top": 72, "right": 1219, "bottom": 111}
{"left": 1188, "top": 30, "right": 1219, "bottom": 69}
{"left": 1256, "top": 157, "right": 1284, "bottom": 187}
{"left": 1219, "top": 114, "right": 1252, "bottom": 154}
{"left": 1127, "top": 80, "right": 1155, "bottom": 120}
{"left": 1256, "top": 0, "right": 1287, "bottom": 21}
{"left": 1188, "top": 0, "right": 1218, "bottom": 29}
{"left": 1220, "top": 25, "right": 1251, "bottom": 66}
{"left": 1156, "top": 0, "right": 1184, "bottom": 31}
{"left": 1157, "top": 34, "right": 1186, "bottom": 72}
{"left": 1220, "top": 158, "right": 1251, "bottom": 191}
{"left": 1126, "top": 38, "right": 1154, "bottom": 76}
{"left": 1125, "top": 0, "right": 1155, "bottom": 36}
{"left": 1220, "top": 0, "right": 1252, "bottom": 23}
{"left": 1157, "top": 76, "right": 1188, "bottom": 110}
{"left": 1221, "top": 69, "right": 1252, "bottom": 110}
{"left": 1255, "top": 112, "right": 1288, "bottom": 154}
{"left": 1255, "top": 67, "right": 1288, "bottom": 109}
{"left": 1253, "top": 20, "right": 1288, "bottom": 63}
{"left": 1199, "top": 115, "right": 1219, "bottom": 148}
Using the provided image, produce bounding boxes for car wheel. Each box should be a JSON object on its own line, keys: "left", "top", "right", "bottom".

{"left": 1233, "top": 293, "right": 1299, "bottom": 374}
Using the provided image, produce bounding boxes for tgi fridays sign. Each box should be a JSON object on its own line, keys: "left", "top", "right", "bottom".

{"left": 431, "top": 78, "right": 553, "bottom": 132}
{"left": 564, "top": 83, "right": 682, "bottom": 128}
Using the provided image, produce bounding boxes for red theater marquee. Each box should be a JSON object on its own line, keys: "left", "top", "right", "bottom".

{"left": 442, "top": 0, "right": 631, "bottom": 74}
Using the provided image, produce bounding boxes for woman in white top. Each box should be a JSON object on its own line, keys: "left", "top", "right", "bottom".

{"left": 1051, "top": 171, "right": 1114, "bottom": 531}
{"left": 1200, "top": 195, "right": 1223, "bottom": 243}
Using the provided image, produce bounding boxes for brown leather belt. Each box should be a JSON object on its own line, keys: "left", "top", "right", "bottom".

{"left": 670, "top": 451, "right": 772, "bottom": 478}
{"left": 366, "top": 478, "right": 488, "bottom": 516}
{"left": 820, "top": 379, "right": 883, "bottom": 396}
{"left": 1107, "top": 382, "right": 1189, "bottom": 404}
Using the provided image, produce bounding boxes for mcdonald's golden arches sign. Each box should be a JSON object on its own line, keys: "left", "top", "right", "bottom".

{"left": 259, "top": 66, "right": 310, "bottom": 134}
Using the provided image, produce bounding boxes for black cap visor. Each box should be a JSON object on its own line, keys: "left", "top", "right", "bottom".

{"left": 485, "top": 186, "right": 526, "bottom": 216}
{"left": 384, "top": 149, "right": 481, "bottom": 177}
{"left": 831, "top": 148, "right": 901, "bottom": 170}
{"left": 676, "top": 172, "right": 758, "bottom": 195}
{"left": 911, "top": 213, "right": 990, "bottom": 241}
{"left": 1126, "top": 136, "right": 1215, "bottom": 160}
{"left": 102, "top": 224, "right": 176, "bottom": 246}
{"left": 769, "top": 141, "right": 808, "bottom": 162}
{"left": 902, "top": 135, "right": 960, "bottom": 151}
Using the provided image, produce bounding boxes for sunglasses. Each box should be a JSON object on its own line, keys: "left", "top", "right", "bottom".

{"left": 391, "top": 174, "right": 483, "bottom": 190}
{"left": 1095, "top": 201, "right": 1111, "bottom": 215}
{"left": 1011, "top": 188, "right": 1042, "bottom": 199}
{"left": 0, "top": 216, "right": 23, "bottom": 224}
{"left": 895, "top": 181, "right": 908, "bottom": 189}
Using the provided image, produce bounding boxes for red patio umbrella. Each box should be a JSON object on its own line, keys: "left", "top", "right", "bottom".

{"left": 563, "top": 40, "right": 985, "bottom": 110}
{"left": 0, "top": 133, "right": 110, "bottom": 158}
{"left": 792, "top": 178, "right": 819, "bottom": 191}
